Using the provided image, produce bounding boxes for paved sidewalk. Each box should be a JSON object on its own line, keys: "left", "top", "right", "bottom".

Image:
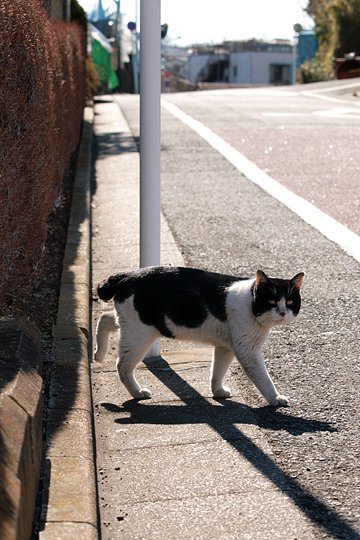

{"left": 91, "top": 96, "right": 320, "bottom": 539}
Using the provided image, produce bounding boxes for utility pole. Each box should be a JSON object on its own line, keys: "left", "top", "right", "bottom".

{"left": 140, "top": 0, "right": 161, "bottom": 269}
{"left": 140, "top": 0, "right": 161, "bottom": 356}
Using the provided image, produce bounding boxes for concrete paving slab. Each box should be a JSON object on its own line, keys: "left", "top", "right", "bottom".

{"left": 98, "top": 439, "right": 290, "bottom": 506}
{"left": 39, "top": 522, "right": 98, "bottom": 540}
{"left": 56, "top": 283, "right": 90, "bottom": 336}
{"left": 48, "top": 360, "right": 92, "bottom": 412}
{"left": 45, "top": 408, "right": 93, "bottom": 459}
{"left": 60, "top": 264, "right": 90, "bottom": 287}
{"left": 101, "top": 491, "right": 317, "bottom": 540}
{"left": 92, "top": 348, "right": 260, "bottom": 415}
{"left": 93, "top": 358, "right": 220, "bottom": 402}
{"left": 94, "top": 393, "right": 268, "bottom": 452}
{"left": 52, "top": 335, "right": 88, "bottom": 364}
{"left": 41, "top": 456, "right": 97, "bottom": 525}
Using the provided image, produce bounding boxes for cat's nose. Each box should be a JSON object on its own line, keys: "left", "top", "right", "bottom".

{"left": 277, "top": 298, "right": 287, "bottom": 317}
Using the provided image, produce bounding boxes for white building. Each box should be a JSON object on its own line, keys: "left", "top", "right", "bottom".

{"left": 187, "top": 39, "right": 294, "bottom": 85}
{"left": 229, "top": 51, "right": 292, "bottom": 84}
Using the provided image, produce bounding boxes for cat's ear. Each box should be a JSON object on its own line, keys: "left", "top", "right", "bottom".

{"left": 256, "top": 270, "right": 271, "bottom": 286}
{"left": 290, "top": 272, "right": 305, "bottom": 291}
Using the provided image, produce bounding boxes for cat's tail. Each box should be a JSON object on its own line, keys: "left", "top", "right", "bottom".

{"left": 94, "top": 311, "right": 119, "bottom": 362}
{"left": 97, "top": 273, "right": 126, "bottom": 301}
{"left": 95, "top": 274, "right": 126, "bottom": 362}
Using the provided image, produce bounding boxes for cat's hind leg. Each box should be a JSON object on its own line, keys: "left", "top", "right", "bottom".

{"left": 94, "top": 311, "right": 119, "bottom": 362}
{"left": 117, "top": 325, "right": 159, "bottom": 400}
{"left": 210, "top": 346, "right": 234, "bottom": 398}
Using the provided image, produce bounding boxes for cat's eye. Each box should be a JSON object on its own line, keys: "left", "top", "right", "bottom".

{"left": 286, "top": 299, "right": 293, "bottom": 305}
{"left": 269, "top": 299, "right": 277, "bottom": 305}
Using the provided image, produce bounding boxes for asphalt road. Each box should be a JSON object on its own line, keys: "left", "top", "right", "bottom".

{"left": 165, "top": 80, "right": 360, "bottom": 237}
{"left": 113, "top": 81, "right": 360, "bottom": 538}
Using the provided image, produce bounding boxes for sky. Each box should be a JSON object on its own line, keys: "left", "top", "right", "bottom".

{"left": 79, "top": 0, "right": 314, "bottom": 46}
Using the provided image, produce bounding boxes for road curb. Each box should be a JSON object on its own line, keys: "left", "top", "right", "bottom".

{"left": 39, "top": 104, "right": 98, "bottom": 539}
{"left": 0, "top": 317, "right": 43, "bottom": 540}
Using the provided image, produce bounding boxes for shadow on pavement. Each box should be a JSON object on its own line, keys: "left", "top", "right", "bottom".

{"left": 102, "top": 355, "right": 358, "bottom": 540}
{"left": 94, "top": 131, "right": 139, "bottom": 159}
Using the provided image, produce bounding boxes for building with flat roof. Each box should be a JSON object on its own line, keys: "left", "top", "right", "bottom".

{"left": 187, "top": 39, "right": 294, "bottom": 85}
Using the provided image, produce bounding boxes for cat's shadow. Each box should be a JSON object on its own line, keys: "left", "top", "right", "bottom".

{"left": 98, "top": 359, "right": 358, "bottom": 539}
{"left": 101, "top": 399, "right": 336, "bottom": 436}
{"left": 101, "top": 355, "right": 335, "bottom": 436}
{"left": 99, "top": 387, "right": 360, "bottom": 539}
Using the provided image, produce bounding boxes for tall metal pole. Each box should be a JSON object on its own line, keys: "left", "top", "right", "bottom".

{"left": 114, "top": 0, "right": 123, "bottom": 83}
{"left": 140, "top": 0, "right": 161, "bottom": 357}
{"left": 140, "top": 0, "right": 161, "bottom": 268}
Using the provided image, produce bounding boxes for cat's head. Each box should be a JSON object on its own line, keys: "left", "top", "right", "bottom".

{"left": 252, "top": 270, "right": 305, "bottom": 326}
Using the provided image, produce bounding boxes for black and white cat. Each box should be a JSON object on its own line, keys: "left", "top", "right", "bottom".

{"left": 94, "top": 266, "right": 304, "bottom": 407}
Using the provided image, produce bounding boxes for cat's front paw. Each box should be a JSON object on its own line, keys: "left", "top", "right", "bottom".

{"left": 212, "top": 386, "right": 232, "bottom": 399}
{"left": 133, "top": 388, "right": 152, "bottom": 400}
{"left": 271, "top": 394, "right": 289, "bottom": 407}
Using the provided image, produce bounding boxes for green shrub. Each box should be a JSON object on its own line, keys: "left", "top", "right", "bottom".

{"left": 300, "top": 58, "right": 335, "bottom": 83}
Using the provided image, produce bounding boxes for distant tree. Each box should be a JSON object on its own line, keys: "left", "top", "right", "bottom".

{"left": 335, "top": 1, "right": 360, "bottom": 55}
{"left": 306, "top": 0, "right": 360, "bottom": 78}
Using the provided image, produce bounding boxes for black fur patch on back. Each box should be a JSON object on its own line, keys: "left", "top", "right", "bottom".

{"left": 100, "top": 266, "right": 241, "bottom": 337}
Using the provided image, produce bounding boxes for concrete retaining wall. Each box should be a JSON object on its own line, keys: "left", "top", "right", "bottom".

{"left": 0, "top": 317, "right": 43, "bottom": 540}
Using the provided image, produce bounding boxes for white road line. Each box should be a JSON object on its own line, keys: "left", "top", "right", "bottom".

{"left": 301, "top": 91, "right": 350, "bottom": 105}
{"left": 264, "top": 107, "right": 360, "bottom": 119}
{"left": 301, "top": 80, "right": 360, "bottom": 105}
{"left": 205, "top": 88, "right": 298, "bottom": 97}
{"left": 162, "top": 98, "right": 360, "bottom": 264}
{"left": 303, "top": 80, "right": 360, "bottom": 93}
{"left": 262, "top": 112, "right": 308, "bottom": 117}
{"left": 313, "top": 107, "right": 360, "bottom": 119}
